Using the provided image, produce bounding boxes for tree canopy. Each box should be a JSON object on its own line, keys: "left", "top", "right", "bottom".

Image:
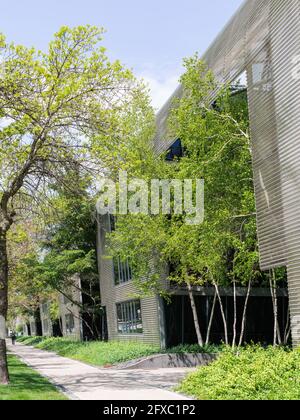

{"left": 0, "top": 25, "right": 154, "bottom": 384}
{"left": 107, "top": 56, "right": 287, "bottom": 346}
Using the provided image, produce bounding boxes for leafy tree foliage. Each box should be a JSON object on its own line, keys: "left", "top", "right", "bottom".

{"left": 0, "top": 25, "right": 152, "bottom": 384}
{"left": 108, "top": 57, "right": 287, "bottom": 347}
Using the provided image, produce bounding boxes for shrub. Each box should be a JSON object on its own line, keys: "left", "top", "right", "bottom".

{"left": 17, "top": 336, "right": 45, "bottom": 346}
{"left": 168, "top": 343, "right": 221, "bottom": 354}
{"left": 178, "top": 345, "right": 300, "bottom": 400}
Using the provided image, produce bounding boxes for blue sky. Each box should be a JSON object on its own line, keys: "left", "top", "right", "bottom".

{"left": 1, "top": 0, "right": 244, "bottom": 109}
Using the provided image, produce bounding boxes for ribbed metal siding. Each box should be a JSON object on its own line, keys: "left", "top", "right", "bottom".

{"left": 268, "top": 0, "right": 300, "bottom": 345}
{"left": 154, "top": 0, "right": 270, "bottom": 155}
{"left": 29, "top": 317, "right": 37, "bottom": 336}
{"left": 59, "top": 288, "right": 82, "bottom": 341}
{"left": 40, "top": 303, "right": 53, "bottom": 337}
{"left": 154, "top": 0, "right": 300, "bottom": 346}
{"left": 53, "top": 275, "right": 83, "bottom": 340}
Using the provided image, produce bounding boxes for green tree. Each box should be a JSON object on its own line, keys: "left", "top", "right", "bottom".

{"left": 108, "top": 56, "right": 269, "bottom": 347}
{"left": 7, "top": 222, "right": 49, "bottom": 329}
{"left": 0, "top": 26, "right": 150, "bottom": 384}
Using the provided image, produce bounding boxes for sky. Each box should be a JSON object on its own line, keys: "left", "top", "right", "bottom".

{"left": 1, "top": 0, "right": 245, "bottom": 109}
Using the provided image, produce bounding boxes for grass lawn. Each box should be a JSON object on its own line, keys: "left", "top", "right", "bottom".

{"left": 177, "top": 345, "right": 300, "bottom": 400}
{"left": 17, "top": 336, "right": 161, "bottom": 366}
{"left": 17, "top": 336, "right": 219, "bottom": 367}
{"left": 0, "top": 355, "right": 67, "bottom": 400}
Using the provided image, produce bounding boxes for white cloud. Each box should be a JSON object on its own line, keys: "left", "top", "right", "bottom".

{"left": 139, "top": 73, "right": 180, "bottom": 111}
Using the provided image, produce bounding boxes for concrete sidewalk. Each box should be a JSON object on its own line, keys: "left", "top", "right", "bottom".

{"left": 7, "top": 342, "right": 192, "bottom": 400}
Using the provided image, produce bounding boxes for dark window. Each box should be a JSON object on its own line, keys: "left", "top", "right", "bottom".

{"left": 109, "top": 214, "right": 116, "bottom": 232}
{"left": 65, "top": 313, "right": 75, "bottom": 334}
{"left": 116, "top": 300, "right": 143, "bottom": 334}
{"left": 102, "top": 213, "right": 116, "bottom": 232}
{"left": 114, "top": 256, "right": 132, "bottom": 285}
{"left": 165, "top": 139, "right": 183, "bottom": 161}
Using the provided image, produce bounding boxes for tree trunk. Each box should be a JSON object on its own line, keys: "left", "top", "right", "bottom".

{"left": 187, "top": 281, "right": 204, "bottom": 346}
{"left": 284, "top": 306, "right": 291, "bottom": 345}
{"left": 0, "top": 229, "right": 9, "bottom": 384}
{"left": 269, "top": 270, "right": 278, "bottom": 346}
{"left": 232, "top": 278, "right": 237, "bottom": 349}
{"left": 213, "top": 281, "right": 229, "bottom": 345}
{"left": 238, "top": 280, "right": 252, "bottom": 347}
{"left": 205, "top": 290, "right": 217, "bottom": 346}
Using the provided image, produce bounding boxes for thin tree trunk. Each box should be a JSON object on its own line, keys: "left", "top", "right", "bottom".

{"left": 187, "top": 281, "right": 204, "bottom": 346}
{"left": 284, "top": 306, "right": 291, "bottom": 345}
{"left": 276, "top": 320, "right": 282, "bottom": 345}
{"left": 59, "top": 317, "right": 63, "bottom": 337}
{"left": 232, "top": 278, "right": 237, "bottom": 349}
{"left": 269, "top": 270, "right": 278, "bottom": 346}
{"left": 205, "top": 291, "right": 217, "bottom": 346}
{"left": 273, "top": 270, "right": 281, "bottom": 345}
{"left": 213, "top": 281, "right": 228, "bottom": 345}
{"left": 238, "top": 280, "right": 252, "bottom": 347}
{"left": 0, "top": 229, "right": 9, "bottom": 384}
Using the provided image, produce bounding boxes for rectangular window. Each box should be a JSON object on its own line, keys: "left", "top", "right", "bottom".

{"left": 114, "top": 256, "right": 132, "bottom": 285}
{"left": 65, "top": 313, "right": 75, "bottom": 334}
{"left": 116, "top": 300, "right": 143, "bottom": 334}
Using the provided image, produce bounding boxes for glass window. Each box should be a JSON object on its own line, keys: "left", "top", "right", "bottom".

{"left": 165, "top": 139, "right": 183, "bottom": 161}
{"left": 114, "top": 256, "right": 132, "bottom": 285}
{"left": 102, "top": 213, "right": 116, "bottom": 232}
{"left": 109, "top": 214, "right": 116, "bottom": 232}
{"left": 65, "top": 313, "right": 75, "bottom": 334}
{"left": 116, "top": 300, "right": 143, "bottom": 334}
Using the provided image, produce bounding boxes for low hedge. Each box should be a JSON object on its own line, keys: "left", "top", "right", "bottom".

{"left": 178, "top": 345, "right": 300, "bottom": 400}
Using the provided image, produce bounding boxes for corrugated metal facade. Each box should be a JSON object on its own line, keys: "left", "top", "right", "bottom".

{"left": 154, "top": 0, "right": 300, "bottom": 346}
{"left": 97, "top": 217, "right": 163, "bottom": 346}
{"left": 59, "top": 275, "right": 83, "bottom": 341}
{"left": 29, "top": 316, "right": 37, "bottom": 336}
{"left": 40, "top": 302, "right": 53, "bottom": 337}
{"left": 96, "top": 215, "right": 163, "bottom": 347}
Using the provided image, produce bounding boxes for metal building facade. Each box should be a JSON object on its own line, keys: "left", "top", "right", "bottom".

{"left": 96, "top": 214, "right": 165, "bottom": 347}
{"left": 154, "top": 0, "right": 300, "bottom": 346}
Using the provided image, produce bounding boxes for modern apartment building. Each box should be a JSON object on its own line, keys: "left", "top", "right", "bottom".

{"left": 24, "top": 273, "right": 101, "bottom": 341}
{"left": 98, "top": 0, "right": 300, "bottom": 348}
{"left": 96, "top": 214, "right": 165, "bottom": 347}
{"left": 22, "top": 0, "right": 300, "bottom": 347}
{"left": 40, "top": 302, "right": 53, "bottom": 337}
{"left": 96, "top": 209, "right": 290, "bottom": 349}
{"left": 58, "top": 275, "right": 83, "bottom": 340}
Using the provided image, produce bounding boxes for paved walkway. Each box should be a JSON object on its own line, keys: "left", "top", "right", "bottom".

{"left": 7, "top": 342, "right": 193, "bottom": 400}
